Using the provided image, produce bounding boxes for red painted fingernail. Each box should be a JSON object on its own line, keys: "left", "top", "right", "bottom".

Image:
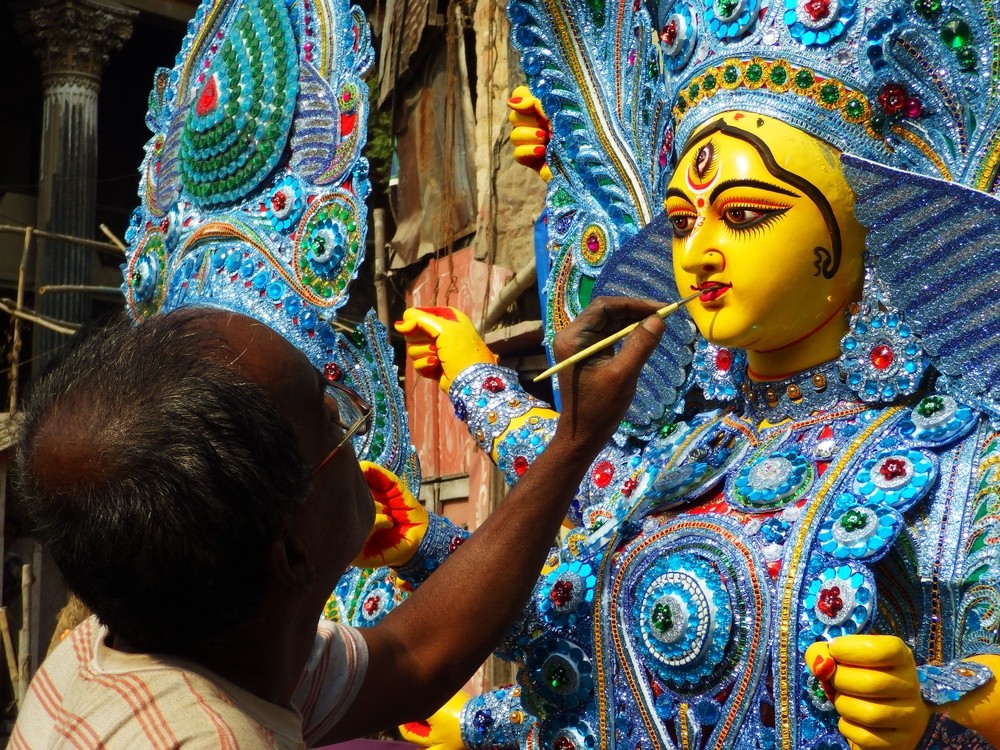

{"left": 812, "top": 654, "right": 836, "bottom": 681}
{"left": 427, "top": 356, "right": 439, "bottom": 366}
{"left": 534, "top": 146, "right": 546, "bottom": 155}
{"left": 394, "top": 320, "right": 404, "bottom": 326}
{"left": 536, "top": 129, "right": 547, "bottom": 138}
{"left": 508, "top": 96, "right": 523, "bottom": 104}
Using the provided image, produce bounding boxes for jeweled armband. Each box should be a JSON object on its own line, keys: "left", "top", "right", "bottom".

{"left": 449, "top": 364, "right": 549, "bottom": 454}
{"left": 460, "top": 685, "right": 533, "bottom": 750}
{"left": 916, "top": 659, "right": 993, "bottom": 705}
{"left": 496, "top": 416, "right": 559, "bottom": 485}
{"left": 394, "top": 512, "right": 470, "bottom": 587}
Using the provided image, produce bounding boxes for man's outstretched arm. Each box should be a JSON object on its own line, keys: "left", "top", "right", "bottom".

{"left": 326, "top": 296, "right": 665, "bottom": 740}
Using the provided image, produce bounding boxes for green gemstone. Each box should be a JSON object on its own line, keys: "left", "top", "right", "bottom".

{"left": 723, "top": 65, "right": 740, "bottom": 84}
{"left": 811, "top": 679, "right": 828, "bottom": 701}
{"left": 956, "top": 45, "right": 978, "bottom": 69}
{"left": 546, "top": 664, "right": 570, "bottom": 689}
{"left": 845, "top": 99, "right": 865, "bottom": 118}
{"left": 770, "top": 66, "right": 788, "bottom": 86}
{"left": 839, "top": 508, "right": 869, "bottom": 532}
{"left": 350, "top": 329, "right": 366, "bottom": 346}
{"left": 336, "top": 278, "right": 347, "bottom": 291}
{"left": 689, "top": 83, "right": 701, "bottom": 99}
{"left": 795, "top": 69, "right": 815, "bottom": 89}
{"left": 651, "top": 602, "right": 674, "bottom": 633}
{"left": 745, "top": 63, "right": 763, "bottom": 83}
{"left": 660, "top": 423, "right": 678, "bottom": 437}
{"left": 820, "top": 83, "right": 840, "bottom": 104}
{"left": 913, "top": 0, "right": 941, "bottom": 17}
{"left": 716, "top": 0, "right": 739, "bottom": 18}
{"left": 703, "top": 74, "right": 717, "bottom": 91}
{"left": 917, "top": 395, "right": 945, "bottom": 417}
{"left": 552, "top": 189, "right": 573, "bottom": 207}
{"left": 676, "top": 97, "right": 687, "bottom": 113}
{"left": 941, "top": 19, "right": 971, "bottom": 49}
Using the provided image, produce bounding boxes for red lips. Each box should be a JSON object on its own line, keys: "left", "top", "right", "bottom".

{"left": 693, "top": 282, "right": 730, "bottom": 303}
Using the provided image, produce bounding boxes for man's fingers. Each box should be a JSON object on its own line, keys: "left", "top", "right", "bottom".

{"left": 829, "top": 635, "right": 914, "bottom": 669}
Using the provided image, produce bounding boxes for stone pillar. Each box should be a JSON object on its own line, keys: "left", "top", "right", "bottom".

{"left": 14, "top": 0, "right": 135, "bottom": 362}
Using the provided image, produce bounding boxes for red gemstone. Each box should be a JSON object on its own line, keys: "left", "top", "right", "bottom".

{"left": 877, "top": 83, "right": 908, "bottom": 115}
{"left": 195, "top": 75, "right": 219, "bottom": 117}
{"left": 879, "top": 457, "right": 907, "bottom": 481}
{"left": 870, "top": 344, "right": 894, "bottom": 370}
{"left": 363, "top": 595, "right": 381, "bottom": 615}
{"left": 554, "top": 737, "right": 575, "bottom": 750}
{"left": 550, "top": 579, "right": 574, "bottom": 607}
{"left": 271, "top": 191, "right": 287, "bottom": 212}
{"left": 483, "top": 376, "right": 505, "bottom": 393}
{"left": 448, "top": 535, "right": 465, "bottom": 553}
{"left": 586, "top": 234, "right": 600, "bottom": 252}
{"left": 513, "top": 456, "right": 529, "bottom": 476}
{"left": 159, "top": 218, "right": 170, "bottom": 233}
{"left": 622, "top": 478, "right": 638, "bottom": 496}
{"left": 904, "top": 96, "right": 924, "bottom": 118}
{"left": 803, "top": 0, "right": 830, "bottom": 21}
{"left": 817, "top": 585, "right": 843, "bottom": 617}
{"left": 592, "top": 460, "right": 615, "bottom": 488}
{"left": 661, "top": 19, "right": 678, "bottom": 46}
{"left": 715, "top": 348, "right": 732, "bottom": 372}
{"left": 324, "top": 362, "right": 342, "bottom": 382}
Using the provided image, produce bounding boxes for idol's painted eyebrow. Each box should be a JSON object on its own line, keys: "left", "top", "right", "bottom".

{"left": 665, "top": 186, "right": 695, "bottom": 204}
{"left": 708, "top": 179, "right": 801, "bottom": 205}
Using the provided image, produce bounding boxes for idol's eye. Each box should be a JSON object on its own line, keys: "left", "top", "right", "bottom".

{"left": 668, "top": 212, "right": 698, "bottom": 238}
{"left": 720, "top": 203, "right": 790, "bottom": 232}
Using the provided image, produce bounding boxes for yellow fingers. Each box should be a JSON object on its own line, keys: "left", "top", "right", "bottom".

{"left": 830, "top": 663, "right": 918, "bottom": 699}
{"left": 829, "top": 635, "right": 915, "bottom": 669}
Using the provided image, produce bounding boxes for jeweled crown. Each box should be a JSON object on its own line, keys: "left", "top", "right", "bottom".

{"left": 657, "top": 0, "right": 1000, "bottom": 190}
{"left": 122, "top": 0, "right": 420, "bottom": 490}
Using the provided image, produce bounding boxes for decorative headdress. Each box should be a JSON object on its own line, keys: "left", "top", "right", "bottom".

{"left": 508, "top": 0, "right": 1000, "bottom": 428}
{"left": 122, "top": 0, "right": 419, "bottom": 491}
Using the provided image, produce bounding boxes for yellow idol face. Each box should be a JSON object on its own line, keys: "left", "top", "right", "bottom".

{"left": 667, "top": 112, "right": 866, "bottom": 377}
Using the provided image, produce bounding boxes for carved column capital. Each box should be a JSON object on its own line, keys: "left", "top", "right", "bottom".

{"left": 13, "top": 0, "right": 137, "bottom": 83}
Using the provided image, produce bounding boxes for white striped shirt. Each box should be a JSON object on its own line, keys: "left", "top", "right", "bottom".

{"left": 11, "top": 616, "right": 368, "bottom": 748}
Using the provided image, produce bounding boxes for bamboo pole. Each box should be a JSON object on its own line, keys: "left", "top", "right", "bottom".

{"left": 8, "top": 228, "right": 33, "bottom": 414}
{"left": 0, "top": 224, "right": 122, "bottom": 256}
{"left": 373, "top": 209, "right": 391, "bottom": 329}
{"left": 0, "top": 609, "right": 18, "bottom": 709}
{"left": 18, "top": 564, "right": 33, "bottom": 708}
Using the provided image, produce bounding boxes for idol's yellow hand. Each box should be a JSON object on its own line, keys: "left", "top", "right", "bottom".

{"left": 351, "top": 462, "right": 428, "bottom": 568}
{"left": 806, "top": 636, "right": 931, "bottom": 750}
{"left": 399, "top": 690, "right": 470, "bottom": 750}
{"left": 508, "top": 85, "right": 552, "bottom": 182}
{"left": 395, "top": 307, "right": 498, "bottom": 392}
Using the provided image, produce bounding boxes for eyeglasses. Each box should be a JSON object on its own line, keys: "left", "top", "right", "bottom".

{"left": 306, "top": 379, "right": 373, "bottom": 482}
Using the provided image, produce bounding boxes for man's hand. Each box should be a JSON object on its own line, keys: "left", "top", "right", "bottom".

{"left": 352, "top": 462, "right": 429, "bottom": 569}
{"left": 395, "top": 307, "right": 498, "bottom": 393}
{"left": 399, "top": 691, "right": 469, "bottom": 750}
{"left": 508, "top": 85, "right": 552, "bottom": 182}
{"left": 805, "top": 636, "right": 932, "bottom": 750}
{"left": 551, "top": 296, "right": 665, "bottom": 451}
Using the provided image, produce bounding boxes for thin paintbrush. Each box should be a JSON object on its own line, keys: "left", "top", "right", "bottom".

{"left": 532, "top": 287, "right": 721, "bottom": 382}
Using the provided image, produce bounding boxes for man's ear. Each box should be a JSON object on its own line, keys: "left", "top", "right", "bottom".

{"left": 271, "top": 524, "right": 315, "bottom": 588}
